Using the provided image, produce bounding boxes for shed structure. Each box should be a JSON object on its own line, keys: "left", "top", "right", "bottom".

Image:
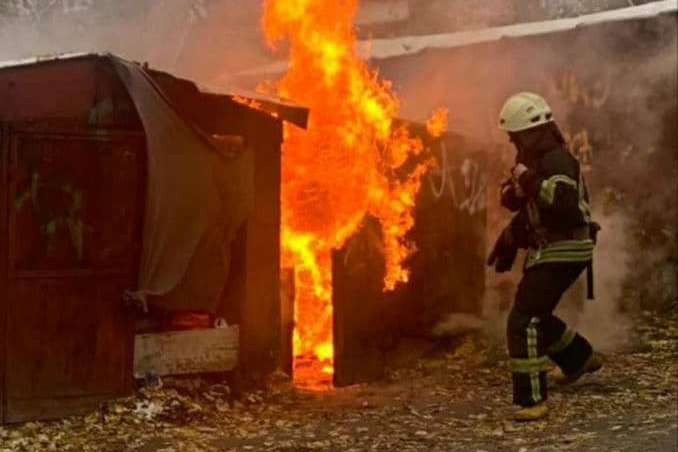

{"left": 0, "top": 53, "right": 307, "bottom": 423}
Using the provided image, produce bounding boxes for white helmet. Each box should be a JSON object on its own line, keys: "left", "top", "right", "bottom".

{"left": 499, "top": 92, "right": 554, "bottom": 132}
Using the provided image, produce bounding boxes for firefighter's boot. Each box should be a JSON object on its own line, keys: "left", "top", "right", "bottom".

{"left": 550, "top": 352, "right": 603, "bottom": 387}
{"left": 514, "top": 402, "right": 549, "bottom": 422}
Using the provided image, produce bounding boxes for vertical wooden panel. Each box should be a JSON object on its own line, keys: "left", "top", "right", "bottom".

{"left": 3, "top": 131, "right": 142, "bottom": 423}
{"left": 280, "top": 267, "right": 295, "bottom": 376}
{"left": 6, "top": 280, "right": 130, "bottom": 399}
{"left": 239, "top": 118, "right": 283, "bottom": 378}
{"left": 332, "top": 134, "right": 487, "bottom": 386}
{"left": 0, "top": 123, "right": 8, "bottom": 423}
{"left": 333, "top": 218, "right": 390, "bottom": 386}
{"left": 405, "top": 137, "right": 487, "bottom": 319}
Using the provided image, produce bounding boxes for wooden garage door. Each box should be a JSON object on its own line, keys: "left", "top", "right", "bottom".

{"left": 1, "top": 130, "right": 144, "bottom": 423}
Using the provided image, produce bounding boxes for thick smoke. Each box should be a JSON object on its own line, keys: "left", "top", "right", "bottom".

{"left": 0, "top": 2, "right": 183, "bottom": 67}
{"left": 1, "top": 2, "right": 674, "bottom": 353}
{"left": 386, "top": 11, "right": 677, "bottom": 352}
{"left": 0, "top": 0, "right": 269, "bottom": 87}
{"left": 558, "top": 212, "right": 633, "bottom": 352}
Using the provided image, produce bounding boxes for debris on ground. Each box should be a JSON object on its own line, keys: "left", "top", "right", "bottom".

{"left": 0, "top": 311, "right": 675, "bottom": 452}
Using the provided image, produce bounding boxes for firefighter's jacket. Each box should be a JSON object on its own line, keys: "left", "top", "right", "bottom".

{"left": 501, "top": 145, "right": 594, "bottom": 269}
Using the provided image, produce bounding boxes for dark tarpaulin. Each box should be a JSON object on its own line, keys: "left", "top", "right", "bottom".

{"left": 112, "top": 57, "right": 254, "bottom": 313}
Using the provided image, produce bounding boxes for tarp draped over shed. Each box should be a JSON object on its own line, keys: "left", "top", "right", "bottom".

{"left": 112, "top": 57, "right": 254, "bottom": 313}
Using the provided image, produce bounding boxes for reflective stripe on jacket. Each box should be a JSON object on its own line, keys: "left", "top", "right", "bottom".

{"left": 516, "top": 146, "right": 594, "bottom": 269}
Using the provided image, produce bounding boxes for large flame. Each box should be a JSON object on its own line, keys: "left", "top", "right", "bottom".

{"left": 262, "top": 0, "right": 444, "bottom": 385}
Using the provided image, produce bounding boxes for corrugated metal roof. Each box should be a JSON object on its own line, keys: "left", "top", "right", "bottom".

{"left": 238, "top": 0, "right": 677, "bottom": 75}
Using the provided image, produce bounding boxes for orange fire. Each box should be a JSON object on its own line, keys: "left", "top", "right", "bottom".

{"left": 426, "top": 107, "right": 449, "bottom": 138}
{"left": 262, "top": 0, "right": 446, "bottom": 385}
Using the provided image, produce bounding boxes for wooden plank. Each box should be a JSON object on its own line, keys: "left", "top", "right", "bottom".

{"left": 6, "top": 279, "right": 133, "bottom": 399}
{"left": 332, "top": 133, "right": 487, "bottom": 386}
{"left": 4, "top": 131, "right": 141, "bottom": 423}
{"left": 332, "top": 218, "right": 390, "bottom": 386}
{"left": 280, "top": 267, "right": 295, "bottom": 376}
{"left": 0, "top": 123, "right": 8, "bottom": 423}
{"left": 239, "top": 118, "right": 282, "bottom": 377}
{"left": 133, "top": 327, "right": 239, "bottom": 378}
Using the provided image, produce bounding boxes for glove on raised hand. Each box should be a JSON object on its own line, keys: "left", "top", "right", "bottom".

{"left": 487, "top": 225, "right": 518, "bottom": 273}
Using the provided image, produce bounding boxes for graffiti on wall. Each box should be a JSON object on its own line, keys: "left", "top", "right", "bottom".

{"left": 14, "top": 173, "right": 86, "bottom": 261}
{"left": 427, "top": 141, "right": 487, "bottom": 215}
{"left": 546, "top": 70, "right": 613, "bottom": 173}
{"left": 562, "top": 128, "right": 594, "bottom": 173}
{"left": 549, "top": 70, "right": 612, "bottom": 111}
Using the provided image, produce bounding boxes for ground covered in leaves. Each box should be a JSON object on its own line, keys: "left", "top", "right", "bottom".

{"left": 1, "top": 311, "right": 676, "bottom": 452}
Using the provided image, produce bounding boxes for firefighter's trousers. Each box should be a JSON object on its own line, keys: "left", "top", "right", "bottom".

{"left": 507, "top": 261, "right": 593, "bottom": 407}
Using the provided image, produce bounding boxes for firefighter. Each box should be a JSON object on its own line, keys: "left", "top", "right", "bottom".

{"left": 488, "top": 92, "right": 603, "bottom": 421}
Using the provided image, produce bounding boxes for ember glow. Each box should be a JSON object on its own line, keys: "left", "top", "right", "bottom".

{"left": 263, "top": 0, "right": 446, "bottom": 385}
{"left": 426, "top": 107, "right": 449, "bottom": 138}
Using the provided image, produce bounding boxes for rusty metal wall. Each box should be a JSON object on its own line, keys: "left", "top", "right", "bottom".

{"left": 2, "top": 132, "right": 144, "bottom": 423}
{"left": 332, "top": 132, "right": 488, "bottom": 385}
{"left": 0, "top": 57, "right": 145, "bottom": 423}
{"left": 0, "top": 124, "right": 8, "bottom": 423}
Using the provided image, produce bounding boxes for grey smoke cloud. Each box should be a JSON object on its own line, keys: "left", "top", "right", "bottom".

{"left": 0, "top": 0, "right": 270, "bottom": 85}
{"left": 2, "top": 2, "right": 675, "bottom": 352}
{"left": 398, "top": 13, "right": 677, "bottom": 351}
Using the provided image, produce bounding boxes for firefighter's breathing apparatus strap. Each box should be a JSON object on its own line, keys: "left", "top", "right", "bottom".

{"left": 587, "top": 221, "right": 602, "bottom": 301}
{"left": 581, "top": 172, "right": 595, "bottom": 300}
{"left": 587, "top": 260, "right": 594, "bottom": 300}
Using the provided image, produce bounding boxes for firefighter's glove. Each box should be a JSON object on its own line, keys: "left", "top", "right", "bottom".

{"left": 512, "top": 163, "right": 529, "bottom": 182}
{"left": 500, "top": 178, "right": 527, "bottom": 212}
{"left": 487, "top": 226, "right": 518, "bottom": 273}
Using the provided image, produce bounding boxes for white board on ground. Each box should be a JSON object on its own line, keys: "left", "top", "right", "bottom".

{"left": 133, "top": 326, "right": 239, "bottom": 378}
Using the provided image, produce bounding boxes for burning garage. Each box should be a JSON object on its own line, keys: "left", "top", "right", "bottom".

{"left": 0, "top": 52, "right": 308, "bottom": 423}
